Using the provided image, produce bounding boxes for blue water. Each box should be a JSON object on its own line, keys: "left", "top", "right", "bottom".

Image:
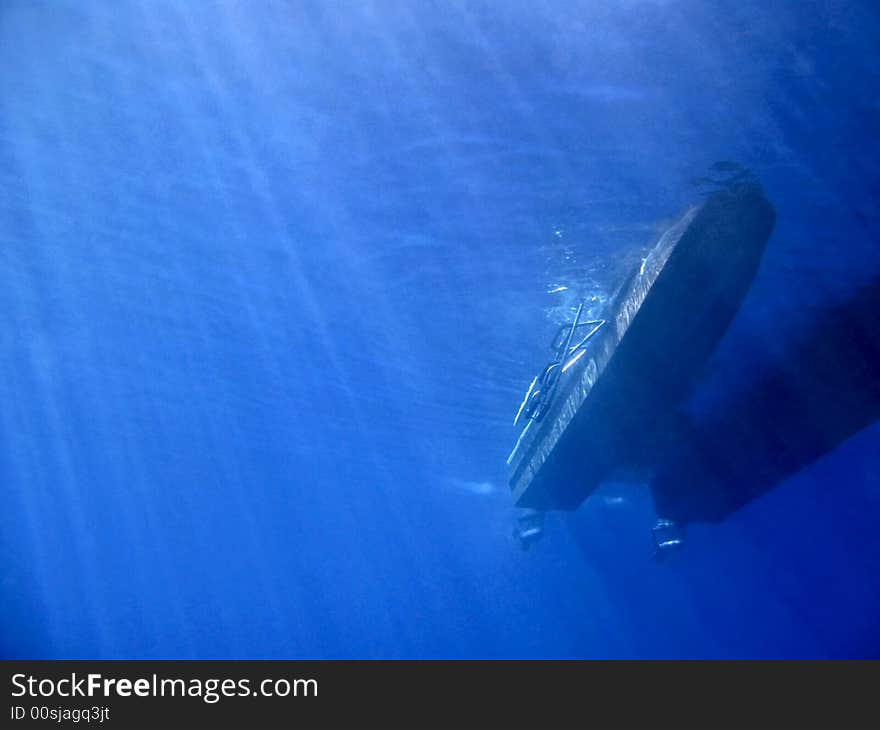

{"left": 1, "top": 1, "right": 878, "bottom": 658}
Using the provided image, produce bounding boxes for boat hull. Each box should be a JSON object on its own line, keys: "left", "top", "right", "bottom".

{"left": 509, "top": 184, "right": 776, "bottom": 510}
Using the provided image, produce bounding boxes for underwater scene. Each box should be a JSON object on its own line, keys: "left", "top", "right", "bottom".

{"left": 1, "top": 1, "right": 878, "bottom": 658}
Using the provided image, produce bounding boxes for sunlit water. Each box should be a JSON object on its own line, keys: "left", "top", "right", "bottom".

{"left": 1, "top": 1, "right": 878, "bottom": 658}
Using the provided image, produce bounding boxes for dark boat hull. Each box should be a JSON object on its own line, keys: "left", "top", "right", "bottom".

{"left": 509, "top": 183, "right": 776, "bottom": 510}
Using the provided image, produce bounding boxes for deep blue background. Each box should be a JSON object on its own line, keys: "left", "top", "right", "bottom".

{"left": 1, "top": 0, "right": 878, "bottom": 658}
